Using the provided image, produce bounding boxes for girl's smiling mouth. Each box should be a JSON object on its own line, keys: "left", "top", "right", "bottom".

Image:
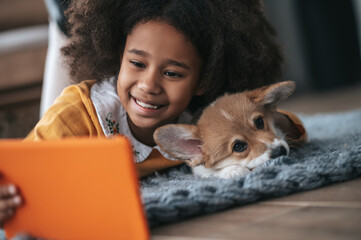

{"left": 131, "top": 95, "right": 166, "bottom": 111}
{"left": 136, "top": 99, "right": 160, "bottom": 109}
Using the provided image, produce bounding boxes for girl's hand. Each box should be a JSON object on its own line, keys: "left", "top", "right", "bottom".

{"left": 0, "top": 184, "right": 22, "bottom": 225}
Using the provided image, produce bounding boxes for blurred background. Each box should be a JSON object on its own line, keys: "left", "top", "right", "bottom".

{"left": 0, "top": 0, "right": 361, "bottom": 138}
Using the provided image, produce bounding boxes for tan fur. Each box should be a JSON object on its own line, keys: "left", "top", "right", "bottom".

{"left": 154, "top": 81, "right": 295, "bottom": 178}
{"left": 200, "top": 93, "right": 271, "bottom": 167}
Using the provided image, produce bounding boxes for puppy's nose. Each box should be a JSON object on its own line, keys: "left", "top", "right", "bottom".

{"left": 270, "top": 146, "right": 288, "bottom": 159}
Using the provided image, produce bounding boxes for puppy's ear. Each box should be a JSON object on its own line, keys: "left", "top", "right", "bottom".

{"left": 154, "top": 124, "right": 204, "bottom": 166}
{"left": 248, "top": 81, "right": 295, "bottom": 106}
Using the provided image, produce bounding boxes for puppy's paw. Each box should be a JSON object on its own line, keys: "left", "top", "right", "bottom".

{"left": 217, "top": 165, "right": 250, "bottom": 179}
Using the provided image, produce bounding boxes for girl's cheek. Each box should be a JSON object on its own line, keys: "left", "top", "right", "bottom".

{"left": 117, "top": 70, "right": 131, "bottom": 87}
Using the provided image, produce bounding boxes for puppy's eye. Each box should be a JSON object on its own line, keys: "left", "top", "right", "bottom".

{"left": 233, "top": 140, "right": 247, "bottom": 152}
{"left": 254, "top": 117, "right": 264, "bottom": 130}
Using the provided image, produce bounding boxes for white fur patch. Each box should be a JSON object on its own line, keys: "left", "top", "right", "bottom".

{"left": 192, "top": 165, "right": 217, "bottom": 178}
{"left": 274, "top": 127, "right": 285, "bottom": 139}
{"left": 193, "top": 156, "right": 250, "bottom": 178}
{"left": 220, "top": 109, "right": 234, "bottom": 121}
{"left": 217, "top": 165, "right": 251, "bottom": 178}
{"left": 246, "top": 151, "right": 270, "bottom": 169}
{"left": 272, "top": 138, "right": 289, "bottom": 155}
{"left": 247, "top": 138, "right": 289, "bottom": 169}
{"left": 268, "top": 117, "right": 286, "bottom": 140}
{"left": 213, "top": 157, "right": 247, "bottom": 169}
{"left": 193, "top": 165, "right": 250, "bottom": 179}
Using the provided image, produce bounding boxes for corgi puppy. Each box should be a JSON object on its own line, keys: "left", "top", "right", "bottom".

{"left": 154, "top": 81, "right": 296, "bottom": 179}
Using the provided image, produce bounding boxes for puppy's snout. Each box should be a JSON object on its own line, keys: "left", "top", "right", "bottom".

{"left": 270, "top": 146, "right": 288, "bottom": 159}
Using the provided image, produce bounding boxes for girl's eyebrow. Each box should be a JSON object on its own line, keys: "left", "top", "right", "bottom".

{"left": 128, "top": 48, "right": 149, "bottom": 57}
{"left": 128, "top": 48, "right": 190, "bottom": 70}
{"left": 166, "top": 59, "right": 190, "bottom": 70}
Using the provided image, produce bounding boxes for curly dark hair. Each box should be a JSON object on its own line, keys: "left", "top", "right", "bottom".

{"left": 62, "top": 0, "right": 283, "bottom": 110}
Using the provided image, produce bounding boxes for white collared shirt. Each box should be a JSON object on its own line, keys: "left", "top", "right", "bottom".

{"left": 90, "top": 77, "right": 193, "bottom": 163}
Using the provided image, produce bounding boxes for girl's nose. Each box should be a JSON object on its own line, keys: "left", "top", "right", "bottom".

{"left": 138, "top": 71, "right": 162, "bottom": 95}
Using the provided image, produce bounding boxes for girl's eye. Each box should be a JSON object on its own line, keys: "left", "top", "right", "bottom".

{"left": 254, "top": 117, "right": 264, "bottom": 130}
{"left": 164, "top": 71, "right": 183, "bottom": 78}
{"left": 232, "top": 140, "right": 248, "bottom": 153}
{"left": 130, "top": 60, "right": 145, "bottom": 68}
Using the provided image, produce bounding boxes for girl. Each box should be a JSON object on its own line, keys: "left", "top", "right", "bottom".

{"left": 0, "top": 0, "right": 306, "bottom": 226}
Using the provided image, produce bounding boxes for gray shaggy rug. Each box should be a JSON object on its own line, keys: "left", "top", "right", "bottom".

{"left": 1, "top": 109, "right": 361, "bottom": 240}
{"left": 141, "top": 109, "right": 361, "bottom": 228}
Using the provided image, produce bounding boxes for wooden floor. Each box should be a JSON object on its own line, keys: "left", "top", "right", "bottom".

{"left": 152, "top": 178, "right": 361, "bottom": 240}
{"left": 152, "top": 83, "right": 361, "bottom": 240}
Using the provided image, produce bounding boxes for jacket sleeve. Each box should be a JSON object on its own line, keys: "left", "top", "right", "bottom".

{"left": 26, "top": 81, "right": 104, "bottom": 141}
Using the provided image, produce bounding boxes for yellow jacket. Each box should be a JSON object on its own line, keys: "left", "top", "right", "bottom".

{"left": 26, "top": 80, "right": 306, "bottom": 177}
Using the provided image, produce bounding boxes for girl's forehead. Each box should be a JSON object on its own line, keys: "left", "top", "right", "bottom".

{"left": 125, "top": 20, "right": 202, "bottom": 64}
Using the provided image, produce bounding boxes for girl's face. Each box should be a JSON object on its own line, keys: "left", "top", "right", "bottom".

{"left": 117, "top": 20, "right": 203, "bottom": 133}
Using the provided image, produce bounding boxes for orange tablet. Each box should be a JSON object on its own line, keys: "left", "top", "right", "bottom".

{"left": 0, "top": 136, "right": 149, "bottom": 240}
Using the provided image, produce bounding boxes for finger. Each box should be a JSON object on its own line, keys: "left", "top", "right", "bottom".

{"left": 11, "top": 233, "right": 46, "bottom": 240}
{"left": 0, "top": 185, "right": 17, "bottom": 197}
{"left": 0, "top": 196, "right": 21, "bottom": 211}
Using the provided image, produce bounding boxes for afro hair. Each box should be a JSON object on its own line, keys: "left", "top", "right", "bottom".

{"left": 62, "top": 0, "right": 283, "bottom": 109}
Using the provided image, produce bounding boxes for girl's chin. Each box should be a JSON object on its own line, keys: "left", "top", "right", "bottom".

{"left": 127, "top": 115, "right": 164, "bottom": 130}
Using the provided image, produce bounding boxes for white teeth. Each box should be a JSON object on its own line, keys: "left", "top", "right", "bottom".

{"left": 135, "top": 99, "right": 160, "bottom": 109}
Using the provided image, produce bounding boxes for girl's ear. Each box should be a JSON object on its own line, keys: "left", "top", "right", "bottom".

{"left": 248, "top": 81, "right": 296, "bottom": 107}
{"left": 154, "top": 124, "right": 204, "bottom": 166}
